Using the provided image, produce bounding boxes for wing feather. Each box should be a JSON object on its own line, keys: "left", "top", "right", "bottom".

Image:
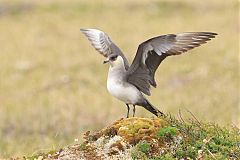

{"left": 127, "top": 32, "right": 217, "bottom": 95}
{"left": 80, "top": 28, "right": 112, "bottom": 57}
{"left": 81, "top": 28, "right": 130, "bottom": 69}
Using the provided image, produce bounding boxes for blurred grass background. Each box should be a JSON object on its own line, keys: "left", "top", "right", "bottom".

{"left": 0, "top": 0, "right": 238, "bottom": 158}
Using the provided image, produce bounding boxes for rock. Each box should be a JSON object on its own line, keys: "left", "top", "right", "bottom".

{"left": 46, "top": 117, "right": 168, "bottom": 160}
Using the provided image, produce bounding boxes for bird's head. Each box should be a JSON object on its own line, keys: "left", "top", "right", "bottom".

{"left": 103, "top": 54, "right": 124, "bottom": 68}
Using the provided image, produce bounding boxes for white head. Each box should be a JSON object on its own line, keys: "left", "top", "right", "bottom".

{"left": 103, "top": 54, "right": 125, "bottom": 68}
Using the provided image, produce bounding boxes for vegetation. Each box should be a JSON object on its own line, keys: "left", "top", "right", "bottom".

{"left": 156, "top": 126, "right": 178, "bottom": 137}
{"left": 0, "top": 0, "right": 238, "bottom": 158}
{"left": 154, "top": 116, "right": 240, "bottom": 159}
{"left": 24, "top": 117, "right": 240, "bottom": 160}
{"left": 137, "top": 141, "right": 150, "bottom": 154}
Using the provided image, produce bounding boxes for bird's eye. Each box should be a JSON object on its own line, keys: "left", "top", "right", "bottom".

{"left": 111, "top": 55, "right": 118, "bottom": 61}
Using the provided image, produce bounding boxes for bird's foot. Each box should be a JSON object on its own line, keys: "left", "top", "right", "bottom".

{"left": 157, "top": 111, "right": 166, "bottom": 118}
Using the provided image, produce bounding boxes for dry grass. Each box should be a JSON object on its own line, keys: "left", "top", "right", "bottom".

{"left": 0, "top": 0, "right": 238, "bottom": 158}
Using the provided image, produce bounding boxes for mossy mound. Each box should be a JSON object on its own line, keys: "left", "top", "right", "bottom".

{"left": 87, "top": 117, "right": 168, "bottom": 145}
{"left": 23, "top": 117, "right": 240, "bottom": 160}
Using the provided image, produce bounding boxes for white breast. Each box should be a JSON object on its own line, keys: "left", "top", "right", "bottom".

{"left": 107, "top": 77, "right": 141, "bottom": 104}
{"left": 106, "top": 58, "right": 143, "bottom": 105}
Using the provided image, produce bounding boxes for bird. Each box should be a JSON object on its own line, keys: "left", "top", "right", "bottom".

{"left": 80, "top": 28, "right": 217, "bottom": 118}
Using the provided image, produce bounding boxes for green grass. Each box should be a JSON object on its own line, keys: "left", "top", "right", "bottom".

{"left": 137, "top": 141, "right": 150, "bottom": 154}
{"left": 156, "top": 126, "right": 178, "bottom": 137}
{"left": 130, "top": 117, "right": 240, "bottom": 159}
{"left": 0, "top": 0, "right": 239, "bottom": 158}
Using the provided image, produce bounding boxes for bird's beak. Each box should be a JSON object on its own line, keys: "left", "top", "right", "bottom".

{"left": 103, "top": 58, "right": 109, "bottom": 64}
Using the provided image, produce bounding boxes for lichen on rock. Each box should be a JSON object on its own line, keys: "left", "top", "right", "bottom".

{"left": 88, "top": 117, "right": 168, "bottom": 145}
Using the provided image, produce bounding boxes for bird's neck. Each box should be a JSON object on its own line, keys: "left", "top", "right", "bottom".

{"left": 108, "top": 65, "right": 126, "bottom": 80}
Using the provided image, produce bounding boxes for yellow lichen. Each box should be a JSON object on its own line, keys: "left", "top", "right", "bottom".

{"left": 107, "top": 117, "right": 168, "bottom": 144}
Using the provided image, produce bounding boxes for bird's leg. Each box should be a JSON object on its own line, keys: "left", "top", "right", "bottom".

{"left": 126, "top": 104, "right": 130, "bottom": 118}
{"left": 133, "top": 105, "right": 136, "bottom": 117}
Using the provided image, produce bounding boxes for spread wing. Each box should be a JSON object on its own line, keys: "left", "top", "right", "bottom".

{"left": 126, "top": 32, "right": 217, "bottom": 96}
{"left": 80, "top": 28, "right": 129, "bottom": 69}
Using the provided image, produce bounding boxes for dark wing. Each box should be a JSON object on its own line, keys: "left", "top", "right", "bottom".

{"left": 126, "top": 32, "right": 217, "bottom": 96}
{"left": 80, "top": 28, "right": 129, "bottom": 69}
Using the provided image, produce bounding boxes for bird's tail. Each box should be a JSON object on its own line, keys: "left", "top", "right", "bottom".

{"left": 143, "top": 100, "right": 165, "bottom": 117}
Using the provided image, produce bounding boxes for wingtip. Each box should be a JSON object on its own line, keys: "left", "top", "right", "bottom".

{"left": 202, "top": 32, "right": 218, "bottom": 35}
{"left": 202, "top": 32, "right": 218, "bottom": 37}
{"left": 80, "top": 28, "right": 103, "bottom": 33}
{"left": 207, "top": 32, "right": 218, "bottom": 37}
{"left": 195, "top": 32, "right": 218, "bottom": 39}
{"left": 80, "top": 28, "right": 89, "bottom": 33}
{"left": 212, "top": 32, "right": 218, "bottom": 38}
{"left": 206, "top": 32, "right": 218, "bottom": 39}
